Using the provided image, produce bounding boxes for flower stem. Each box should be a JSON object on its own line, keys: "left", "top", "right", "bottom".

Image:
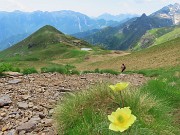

{"left": 120, "top": 91, "right": 124, "bottom": 107}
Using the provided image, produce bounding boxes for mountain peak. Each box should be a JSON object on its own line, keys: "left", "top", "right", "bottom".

{"left": 2, "top": 25, "right": 91, "bottom": 55}
{"left": 150, "top": 3, "right": 180, "bottom": 24}
{"left": 141, "top": 13, "right": 147, "bottom": 17}
{"left": 170, "top": 3, "right": 180, "bottom": 7}
{"left": 38, "top": 25, "right": 64, "bottom": 34}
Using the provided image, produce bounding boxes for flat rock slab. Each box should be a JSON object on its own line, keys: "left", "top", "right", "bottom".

{"left": 3, "top": 71, "right": 23, "bottom": 77}
{"left": 8, "top": 79, "right": 22, "bottom": 84}
{"left": 16, "top": 121, "right": 36, "bottom": 133}
{"left": 17, "top": 102, "right": 28, "bottom": 109}
{"left": 0, "top": 95, "right": 12, "bottom": 107}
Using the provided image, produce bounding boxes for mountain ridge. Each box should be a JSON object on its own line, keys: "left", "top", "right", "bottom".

{"left": 150, "top": 3, "right": 180, "bottom": 24}
{"left": 0, "top": 10, "right": 119, "bottom": 50}
{"left": 96, "top": 13, "right": 139, "bottom": 22}
{"left": 74, "top": 13, "right": 173, "bottom": 50}
{"left": 73, "top": 3, "right": 180, "bottom": 50}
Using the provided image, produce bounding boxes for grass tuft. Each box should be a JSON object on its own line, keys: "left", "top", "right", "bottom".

{"left": 82, "top": 68, "right": 119, "bottom": 75}
{"left": 22, "top": 67, "right": 38, "bottom": 75}
{"left": 55, "top": 67, "right": 180, "bottom": 135}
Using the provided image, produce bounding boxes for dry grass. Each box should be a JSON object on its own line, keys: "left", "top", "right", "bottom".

{"left": 75, "top": 38, "right": 180, "bottom": 71}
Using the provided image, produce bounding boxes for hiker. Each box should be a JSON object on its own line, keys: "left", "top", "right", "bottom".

{"left": 121, "top": 64, "right": 126, "bottom": 73}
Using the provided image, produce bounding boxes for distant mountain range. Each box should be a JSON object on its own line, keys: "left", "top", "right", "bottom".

{"left": 74, "top": 3, "right": 180, "bottom": 50}
{"left": 0, "top": 10, "right": 119, "bottom": 50}
{"left": 96, "top": 13, "right": 139, "bottom": 22}
{"left": 1, "top": 3, "right": 180, "bottom": 51}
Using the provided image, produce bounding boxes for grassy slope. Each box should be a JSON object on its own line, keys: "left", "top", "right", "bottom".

{"left": 153, "top": 26, "right": 180, "bottom": 45}
{"left": 0, "top": 37, "right": 179, "bottom": 72}
{"left": 0, "top": 26, "right": 179, "bottom": 72}
{"left": 0, "top": 25, "right": 110, "bottom": 70}
{"left": 134, "top": 25, "right": 180, "bottom": 50}
{"left": 77, "top": 37, "right": 180, "bottom": 71}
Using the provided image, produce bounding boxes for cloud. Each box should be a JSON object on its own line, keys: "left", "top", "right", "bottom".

{"left": 0, "top": 0, "right": 29, "bottom": 11}
{"left": 0, "top": 0, "right": 179, "bottom": 16}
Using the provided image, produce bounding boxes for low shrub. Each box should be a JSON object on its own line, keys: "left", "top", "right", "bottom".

{"left": 0, "top": 63, "right": 21, "bottom": 76}
{"left": 65, "top": 64, "right": 76, "bottom": 70}
{"left": 0, "top": 63, "right": 13, "bottom": 72}
{"left": 82, "top": 68, "right": 119, "bottom": 75}
{"left": 70, "top": 70, "right": 80, "bottom": 75}
{"left": 41, "top": 66, "right": 67, "bottom": 74}
{"left": 41, "top": 64, "right": 79, "bottom": 75}
{"left": 24, "top": 57, "right": 39, "bottom": 61}
{"left": 22, "top": 67, "right": 38, "bottom": 75}
{"left": 100, "top": 69, "right": 119, "bottom": 75}
{"left": 94, "top": 68, "right": 100, "bottom": 73}
{"left": 82, "top": 70, "right": 94, "bottom": 74}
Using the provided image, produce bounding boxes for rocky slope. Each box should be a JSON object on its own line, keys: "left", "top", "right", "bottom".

{"left": 0, "top": 72, "right": 148, "bottom": 135}
{"left": 151, "top": 3, "right": 180, "bottom": 25}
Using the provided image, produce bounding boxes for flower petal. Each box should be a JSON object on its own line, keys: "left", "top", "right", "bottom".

{"left": 117, "top": 126, "right": 127, "bottom": 132}
{"left": 109, "top": 85, "right": 115, "bottom": 91}
{"left": 116, "top": 82, "right": 129, "bottom": 91}
{"left": 128, "top": 115, "right": 136, "bottom": 125}
{"left": 109, "top": 123, "right": 119, "bottom": 131}
{"left": 108, "top": 115, "right": 115, "bottom": 123}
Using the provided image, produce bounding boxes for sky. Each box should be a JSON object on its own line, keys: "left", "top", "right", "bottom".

{"left": 0, "top": 0, "right": 180, "bottom": 17}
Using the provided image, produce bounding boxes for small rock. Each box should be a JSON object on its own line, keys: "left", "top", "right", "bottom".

{"left": 21, "top": 95, "right": 31, "bottom": 100}
{"left": 2, "top": 125, "right": 8, "bottom": 132}
{"left": 8, "top": 79, "right": 22, "bottom": 84}
{"left": 58, "top": 88, "right": 71, "bottom": 92}
{"left": 0, "top": 95, "right": 12, "bottom": 107}
{"left": 17, "top": 102, "right": 28, "bottom": 109}
{"left": 19, "top": 130, "right": 26, "bottom": 135}
{"left": 33, "top": 106, "right": 39, "bottom": 111}
{"left": 28, "top": 102, "right": 34, "bottom": 108}
{"left": 39, "top": 113, "right": 45, "bottom": 119}
{"left": 16, "top": 121, "right": 36, "bottom": 133}
{"left": 7, "top": 129, "right": 16, "bottom": 135}
{"left": 81, "top": 77, "right": 86, "bottom": 79}
{"left": 22, "top": 117, "right": 29, "bottom": 123}
{"left": 49, "top": 109, "right": 54, "bottom": 115}
{"left": 41, "top": 119, "right": 53, "bottom": 127}
{"left": 0, "top": 112, "right": 6, "bottom": 117}
{"left": 29, "top": 116, "right": 41, "bottom": 124}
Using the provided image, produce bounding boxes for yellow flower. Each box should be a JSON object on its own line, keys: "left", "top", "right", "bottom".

{"left": 109, "top": 82, "right": 129, "bottom": 92}
{"left": 108, "top": 107, "right": 136, "bottom": 132}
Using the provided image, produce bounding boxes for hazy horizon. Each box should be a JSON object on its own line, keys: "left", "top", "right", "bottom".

{"left": 0, "top": 0, "right": 179, "bottom": 17}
